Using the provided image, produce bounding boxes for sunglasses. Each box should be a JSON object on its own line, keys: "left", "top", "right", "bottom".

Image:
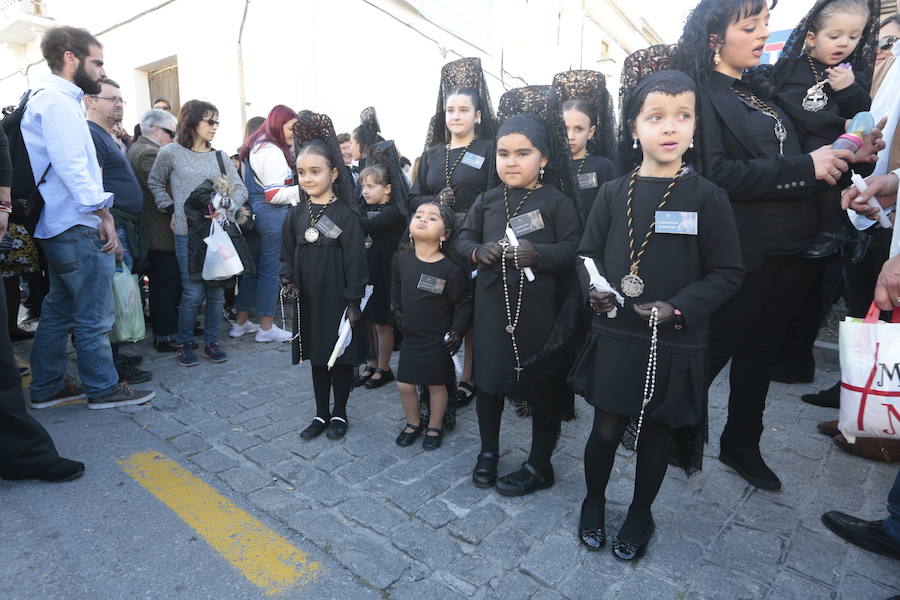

{"left": 160, "top": 127, "right": 176, "bottom": 138}
{"left": 879, "top": 36, "right": 897, "bottom": 51}
{"left": 205, "top": 118, "right": 220, "bottom": 127}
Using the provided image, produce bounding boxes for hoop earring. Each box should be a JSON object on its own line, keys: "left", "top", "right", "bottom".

{"left": 632, "top": 138, "right": 639, "bottom": 150}
{"left": 713, "top": 48, "right": 722, "bottom": 66}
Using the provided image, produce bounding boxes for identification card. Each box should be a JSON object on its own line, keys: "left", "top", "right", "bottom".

{"left": 461, "top": 152, "right": 485, "bottom": 169}
{"left": 416, "top": 274, "right": 446, "bottom": 295}
{"left": 577, "top": 172, "right": 598, "bottom": 189}
{"left": 655, "top": 211, "right": 698, "bottom": 235}
{"left": 509, "top": 209, "right": 545, "bottom": 237}
{"left": 315, "top": 215, "right": 343, "bottom": 239}
{"left": 366, "top": 211, "right": 380, "bottom": 219}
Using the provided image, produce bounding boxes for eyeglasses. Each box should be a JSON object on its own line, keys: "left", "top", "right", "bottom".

{"left": 879, "top": 36, "right": 897, "bottom": 51}
{"left": 160, "top": 127, "right": 176, "bottom": 138}
{"left": 154, "top": 105, "right": 171, "bottom": 111}
{"left": 205, "top": 119, "right": 220, "bottom": 127}
{"left": 92, "top": 96, "right": 126, "bottom": 105}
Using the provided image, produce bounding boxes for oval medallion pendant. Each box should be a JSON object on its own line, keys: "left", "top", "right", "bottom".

{"left": 621, "top": 273, "right": 645, "bottom": 298}
{"left": 304, "top": 227, "right": 320, "bottom": 243}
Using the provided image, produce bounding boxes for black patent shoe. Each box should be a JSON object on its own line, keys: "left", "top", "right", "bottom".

{"left": 495, "top": 462, "right": 554, "bottom": 497}
{"left": 612, "top": 516, "right": 655, "bottom": 561}
{"left": 326, "top": 416, "right": 348, "bottom": 439}
{"left": 821, "top": 511, "right": 900, "bottom": 560}
{"left": 454, "top": 382, "right": 476, "bottom": 408}
{"left": 719, "top": 447, "right": 782, "bottom": 491}
{"left": 396, "top": 423, "right": 423, "bottom": 447}
{"left": 355, "top": 365, "right": 376, "bottom": 387}
{"left": 802, "top": 382, "right": 840, "bottom": 408}
{"left": 472, "top": 452, "right": 499, "bottom": 488}
{"left": 578, "top": 498, "right": 606, "bottom": 550}
{"left": 844, "top": 229, "right": 871, "bottom": 264}
{"left": 300, "top": 417, "right": 328, "bottom": 440}
{"left": 802, "top": 231, "right": 847, "bottom": 259}
{"left": 364, "top": 368, "right": 395, "bottom": 389}
{"left": 422, "top": 427, "right": 443, "bottom": 451}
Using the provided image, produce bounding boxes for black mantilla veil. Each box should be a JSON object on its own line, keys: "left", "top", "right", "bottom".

{"left": 367, "top": 139, "right": 411, "bottom": 217}
{"left": 774, "top": 0, "right": 880, "bottom": 87}
{"left": 355, "top": 106, "right": 384, "bottom": 152}
{"left": 423, "top": 57, "right": 498, "bottom": 152}
{"left": 549, "top": 70, "right": 617, "bottom": 164}
{"left": 292, "top": 110, "right": 355, "bottom": 206}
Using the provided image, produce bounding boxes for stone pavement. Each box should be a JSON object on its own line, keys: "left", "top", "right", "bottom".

{"left": 8, "top": 328, "right": 900, "bottom": 599}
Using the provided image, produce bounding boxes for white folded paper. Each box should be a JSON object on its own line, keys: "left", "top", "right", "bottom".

{"left": 580, "top": 256, "right": 625, "bottom": 318}
{"left": 327, "top": 285, "right": 374, "bottom": 368}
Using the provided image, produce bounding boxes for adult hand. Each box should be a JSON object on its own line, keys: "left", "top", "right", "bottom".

{"left": 826, "top": 65, "right": 855, "bottom": 92}
{"left": 97, "top": 214, "right": 122, "bottom": 256}
{"left": 841, "top": 173, "right": 899, "bottom": 219}
{"left": 475, "top": 242, "right": 503, "bottom": 266}
{"left": 0, "top": 211, "right": 8, "bottom": 239}
{"left": 588, "top": 289, "right": 616, "bottom": 314}
{"left": 437, "top": 187, "right": 456, "bottom": 209}
{"left": 346, "top": 302, "right": 361, "bottom": 328}
{"left": 503, "top": 238, "right": 538, "bottom": 268}
{"left": 633, "top": 301, "right": 675, "bottom": 325}
{"left": 850, "top": 116, "right": 887, "bottom": 164}
{"left": 392, "top": 308, "right": 406, "bottom": 334}
{"left": 443, "top": 330, "right": 463, "bottom": 355}
{"left": 170, "top": 214, "right": 176, "bottom": 232}
{"left": 810, "top": 145, "right": 852, "bottom": 186}
{"left": 874, "top": 254, "right": 900, "bottom": 310}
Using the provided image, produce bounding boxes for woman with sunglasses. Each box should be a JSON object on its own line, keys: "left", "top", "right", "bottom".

{"left": 875, "top": 15, "right": 900, "bottom": 70}
{"left": 149, "top": 100, "right": 247, "bottom": 367}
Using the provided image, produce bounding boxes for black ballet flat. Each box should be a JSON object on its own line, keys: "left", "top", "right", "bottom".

{"left": 300, "top": 417, "right": 329, "bottom": 440}
{"left": 495, "top": 462, "right": 554, "bottom": 497}
{"left": 364, "top": 368, "right": 395, "bottom": 389}
{"left": 326, "top": 416, "right": 348, "bottom": 439}
{"left": 354, "top": 365, "right": 376, "bottom": 387}
{"left": 422, "top": 427, "right": 443, "bottom": 451}
{"left": 612, "top": 516, "right": 655, "bottom": 561}
{"left": 454, "top": 382, "right": 476, "bottom": 408}
{"left": 396, "top": 423, "right": 424, "bottom": 447}
{"left": 472, "top": 452, "right": 499, "bottom": 488}
{"left": 578, "top": 498, "right": 606, "bottom": 551}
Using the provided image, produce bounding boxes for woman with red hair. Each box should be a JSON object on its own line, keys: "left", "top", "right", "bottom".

{"left": 232, "top": 105, "right": 299, "bottom": 342}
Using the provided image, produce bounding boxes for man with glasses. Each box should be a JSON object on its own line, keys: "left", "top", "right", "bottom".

{"left": 127, "top": 108, "right": 183, "bottom": 354}
{"left": 21, "top": 26, "right": 153, "bottom": 410}
{"left": 152, "top": 97, "right": 173, "bottom": 114}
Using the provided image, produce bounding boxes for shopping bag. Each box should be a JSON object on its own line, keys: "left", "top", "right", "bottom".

{"left": 838, "top": 302, "right": 900, "bottom": 443}
{"left": 110, "top": 263, "right": 145, "bottom": 343}
{"left": 202, "top": 218, "right": 244, "bottom": 281}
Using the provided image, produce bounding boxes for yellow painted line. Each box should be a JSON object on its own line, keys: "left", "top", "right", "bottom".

{"left": 119, "top": 451, "right": 320, "bottom": 596}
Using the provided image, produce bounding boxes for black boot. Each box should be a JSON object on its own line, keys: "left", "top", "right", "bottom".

{"left": 719, "top": 446, "right": 781, "bottom": 491}
{"left": 802, "top": 382, "right": 840, "bottom": 408}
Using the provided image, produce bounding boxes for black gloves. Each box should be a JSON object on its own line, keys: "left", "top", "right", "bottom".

{"left": 503, "top": 238, "right": 538, "bottom": 268}
{"left": 443, "top": 330, "right": 463, "bottom": 355}
{"left": 346, "top": 302, "right": 361, "bottom": 328}
{"left": 475, "top": 242, "right": 503, "bottom": 266}
{"left": 589, "top": 289, "right": 617, "bottom": 314}
{"left": 280, "top": 278, "right": 299, "bottom": 300}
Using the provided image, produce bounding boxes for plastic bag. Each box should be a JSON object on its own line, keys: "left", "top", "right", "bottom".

{"left": 202, "top": 218, "right": 244, "bottom": 281}
{"left": 110, "top": 263, "right": 145, "bottom": 343}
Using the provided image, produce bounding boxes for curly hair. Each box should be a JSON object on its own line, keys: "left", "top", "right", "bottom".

{"left": 177, "top": 99, "right": 218, "bottom": 150}
{"left": 41, "top": 26, "right": 102, "bottom": 73}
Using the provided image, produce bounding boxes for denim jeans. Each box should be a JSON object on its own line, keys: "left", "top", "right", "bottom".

{"left": 174, "top": 234, "right": 224, "bottom": 345}
{"left": 235, "top": 203, "right": 287, "bottom": 318}
{"left": 30, "top": 225, "right": 118, "bottom": 400}
{"left": 886, "top": 469, "right": 900, "bottom": 545}
{"left": 115, "top": 226, "right": 133, "bottom": 272}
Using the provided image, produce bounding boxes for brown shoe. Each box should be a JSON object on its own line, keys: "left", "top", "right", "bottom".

{"left": 817, "top": 420, "right": 840, "bottom": 437}
{"left": 832, "top": 434, "right": 900, "bottom": 462}
{"left": 29, "top": 380, "right": 86, "bottom": 409}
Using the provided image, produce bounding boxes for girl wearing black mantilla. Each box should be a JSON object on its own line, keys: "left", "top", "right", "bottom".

{"left": 571, "top": 69, "right": 743, "bottom": 560}
{"left": 281, "top": 112, "right": 368, "bottom": 441}
{"left": 456, "top": 95, "right": 582, "bottom": 498}
{"left": 549, "top": 70, "right": 618, "bottom": 221}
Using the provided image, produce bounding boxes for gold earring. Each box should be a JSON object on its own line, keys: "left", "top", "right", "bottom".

{"left": 714, "top": 48, "right": 722, "bottom": 65}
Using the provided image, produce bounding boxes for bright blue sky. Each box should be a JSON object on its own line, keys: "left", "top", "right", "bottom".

{"left": 643, "top": 1, "right": 813, "bottom": 43}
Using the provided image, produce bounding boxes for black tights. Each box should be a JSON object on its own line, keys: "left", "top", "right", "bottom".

{"left": 476, "top": 392, "right": 560, "bottom": 475}
{"left": 311, "top": 365, "right": 353, "bottom": 420}
{"left": 583, "top": 408, "right": 674, "bottom": 542}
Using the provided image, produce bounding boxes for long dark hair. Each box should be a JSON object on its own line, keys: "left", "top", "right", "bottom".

{"left": 177, "top": 99, "right": 218, "bottom": 150}
{"left": 292, "top": 111, "right": 355, "bottom": 205}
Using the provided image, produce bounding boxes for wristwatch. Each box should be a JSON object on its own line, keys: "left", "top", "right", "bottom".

{"left": 673, "top": 308, "right": 685, "bottom": 331}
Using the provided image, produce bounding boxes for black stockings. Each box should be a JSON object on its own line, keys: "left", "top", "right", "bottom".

{"left": 311, "top": 365, "right": 353, "bottom": 420}
{"left": 476, "top": 392, "right": 560, "bottom": 474}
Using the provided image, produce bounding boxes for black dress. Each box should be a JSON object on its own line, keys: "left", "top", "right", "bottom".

{"left": 391, "top": 251, "right": 472, "bottom": 385}
{"left": 570, "top": 170, "right": 744, "bottom": 473}
{"left": 281, "top": 200, "right": 368, "bottom": 366}
{"left": 410, "top": 138, "right": 495, "bottom": 224}
{"left": 571, "top": 154, "right": 616, "bottom": 223}
{"left": 456, "top": 184, "right": 581, "bottom": 406}
{"left": 360, "top": 202, "right": 406, "bottom": 325}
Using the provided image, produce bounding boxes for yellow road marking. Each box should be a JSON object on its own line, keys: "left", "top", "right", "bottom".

{"left": 120, "top": 451, "right": 320, "bottom": 596}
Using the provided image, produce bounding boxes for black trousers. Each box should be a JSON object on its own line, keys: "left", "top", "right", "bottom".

{"left": 0, "top": 281, "right": 59, "bottom": 478}
{"left": 844, "top": 228, "right": 892, "bottom": 319}
{"left": 706, "top": 254, "right": 817, "bottom": 450}
{"left": 146, "top": 249, "right": 182, "bottom": 340}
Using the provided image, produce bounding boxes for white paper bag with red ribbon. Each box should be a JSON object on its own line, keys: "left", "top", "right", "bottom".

{"left": 839, "top": 303, "right": 900, "bottom": 443}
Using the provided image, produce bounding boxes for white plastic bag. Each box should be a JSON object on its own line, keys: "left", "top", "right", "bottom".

{"left": 202, "top": 219, "right": 244, "bottom": 281}
{"left": 838, "top": 303, "right": 900, "bottom": 443}
{"left": 110, "top": 263, "right": 145, "bottom": 343}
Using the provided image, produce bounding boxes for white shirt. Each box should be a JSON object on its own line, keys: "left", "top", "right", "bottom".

{"left": 248, "top": 141, "right": 300, "bottom": 206}
{"left": 21, "top": 74, "right": 112, "bottom": 239}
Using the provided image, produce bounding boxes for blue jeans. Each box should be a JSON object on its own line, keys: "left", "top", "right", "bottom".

{"left": 175, "top": 234, "right": 224, "bottom": 346}
{"left": 235, "top": 203, "right": 287, "bottom": 318}
{"left": 30, "top": 225, "right": 118, "bottom": 400}
{"left": 115, "top": 226, "right": 133, "bottom": 272}
{"left": 886, "top": 469, "right": 900, "bottom": 544}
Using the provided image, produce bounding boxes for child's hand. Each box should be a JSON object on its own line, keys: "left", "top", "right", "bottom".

{"left": 281, "top": 279, "right": 299, "bottom": 300}
{"left": 633, "top": 301, "right": 675, "bottom": 325}
{"left": 589, "top": 290, "right": 616, "bottom": 314}
{"left": 826, "top": 65, "right": 855, "bottom": 92}
{"left": 475, "top": 243, "right": 503, "bottom": 266}
{"left": 503, "top": 239, "right": 538, "bottom": 268}
{"left": 443, "top": 330, "right": 463, "bottom": 355}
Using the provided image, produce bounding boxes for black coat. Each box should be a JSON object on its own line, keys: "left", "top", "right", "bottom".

{"left": 571, "top": 154, "right": 617, "bottom": 223}
{"left": 411, "top": 138, "right": 496, "bottom": 218}
{"left": 360, "top": 202, "right": 406, "bottom": 325}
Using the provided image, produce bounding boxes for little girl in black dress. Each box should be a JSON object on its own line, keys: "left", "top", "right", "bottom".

{"left": 391, "top": 202, "right": 472, "bottom": 450}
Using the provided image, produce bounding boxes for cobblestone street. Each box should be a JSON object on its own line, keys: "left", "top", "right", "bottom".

{"left": 3, "top": 330, "right": 899, "bottom": 599}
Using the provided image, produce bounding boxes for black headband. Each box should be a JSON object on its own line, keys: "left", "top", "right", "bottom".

{"left": 497, "top": 113, "right": 550, "bottom": 157}
{"left": 624, "top": 70, "right": 697, "bottom": 124}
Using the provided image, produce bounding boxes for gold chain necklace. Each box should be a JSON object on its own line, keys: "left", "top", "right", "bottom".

{"left": 503, "top": 184, "right": 536, "bottom": 225}
{"left": 802, "top": 54, "right": 829, "bottom": 112}
{"left": 731, "top": 88, "right": 787, "bottom": 155}
{"left": 303, "top": 195, "right": 336, "bottom": 243}
{"left": 444, "top": 138, "right": 476, "bottom": 187}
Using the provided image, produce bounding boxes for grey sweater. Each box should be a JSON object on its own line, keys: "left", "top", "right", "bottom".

{"left": 148, "top": 143, "right": 247, "bottom": 236}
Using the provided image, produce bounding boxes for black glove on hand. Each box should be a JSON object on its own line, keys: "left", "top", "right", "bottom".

{"left": 346, "top": 302, "right": 362, "bottom": 328}
{"left": 475, "top": 242, "right": 503, "bottom": 266}
{"left": 437, "top": 187, "right": 456, "bottom": 209}
{"left": 281, "top": 279, "right": 299, "bottom": 300}
{"left": 633, "top": 301, "right": 675, "bottom": 325}
{"left": 392, "top": 307, "right": 407, "bottom": 334}
{"left": 503, "top": 238, "right": 538, "bottom": 268}
{"left": 443, "top": 330, "right": 463, "bottom": 355}
{"left": 588, "top": 289, "right": 617, "bottom": 314}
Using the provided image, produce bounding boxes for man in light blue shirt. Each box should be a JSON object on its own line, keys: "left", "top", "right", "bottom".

{"left": 22, "top": 26, "right": 153, "bottom": 410}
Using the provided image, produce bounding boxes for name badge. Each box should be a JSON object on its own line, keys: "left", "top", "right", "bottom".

{"left": 509, "top": 209, "right": 545, "bottom": 237}
{"left": 655, "top": 211, "right": 698, "bottom": 235}
{"left": 577, "top": 172, "right": 598, "bottom": 189}
{"left": 461, "top": 152, "right": 485, "bottom": 169}
{"left": 366, "top": 211, "right": 380, "bottom": 219}
{"left": 315, "top": 215, "right": 343, "bottom": 239}
{"left": 417, "top": 274, "right": 446, "bottom": 295}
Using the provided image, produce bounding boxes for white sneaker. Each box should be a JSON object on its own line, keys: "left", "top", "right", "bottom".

{"left": 229, "top": 321, "right": 261, "bottom": 338}
{"left": 255, "top": 325, "right": 292, "bottom": 343}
